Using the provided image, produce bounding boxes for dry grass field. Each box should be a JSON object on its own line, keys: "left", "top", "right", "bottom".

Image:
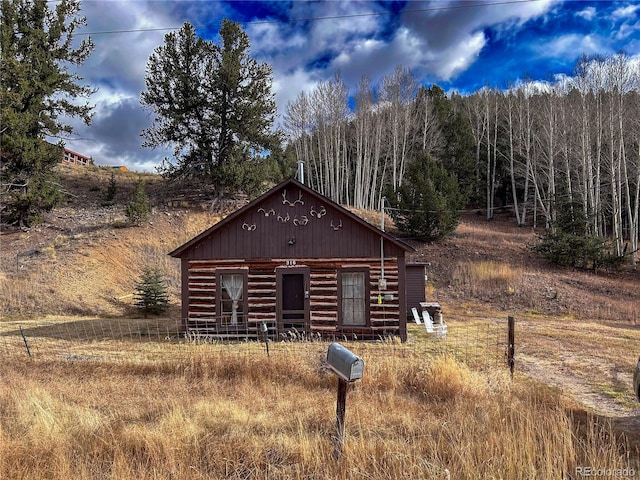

{"left": 1, "top": 165, "right": 640, "bottom": 479}
{"left": 1, "top": 342, "right": 638, "bottom": 480}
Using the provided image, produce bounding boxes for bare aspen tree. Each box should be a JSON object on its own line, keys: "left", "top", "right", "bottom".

{"left": 526, "top": 86, "right": 556, "bottom": 229}
{"left": 592, "top": 59, "right": 607, "bottom": 236}
{"left": 504, "top": 89, "right": 522, "bottom": 225}
{"left": 353, "top": 77, "right": 369, "bottom": 209}
{"left": 602, "top": 61, "right": 623, "bottom": 255}
{"left": 632, "top": 119, "right": 640, "bottom": 267}
{"left": 606, "top": 52, "right": 636, "bottom": 257}
{"left": 353, "top": 76, "right": 384, "bottom": 210}
{"left": 463, "top": 90, "right": 488, "bottom": 203}
{"left": 485, "top": 89, "right": 493, "bottom": 220}
{"left": 284, "top": 91, "right": 314, "bottom": 182}
{"left": 309, "top": 74, "right": 349, "bottom": 202}
{"left": 544, "top": 90, "right": 558, "bottom": 229}
{"left": 415, "top": 86, "right": 444, "bottom": 157}
{"left": 555, "top": 79, "right": 577, "bottom": 224}
{"left": 490, "top": 90, "right": 499, "bottom": 220}
{"left": 627, "top": 66, "right": 640, "bottom": 267}
{"left": 516, "top": 82, "right": 535, "bottom": 227}
{"left": 310, "top": 84, "right": 329, "bottom": 197}
{"left": 480, "top": 87, "right": 499, "bottom": 220}
{"left": 380, "top": 65, "right": 417, "bottom": 191}
{"left": 571, "top": 56, "right": 597, "bottom": 234}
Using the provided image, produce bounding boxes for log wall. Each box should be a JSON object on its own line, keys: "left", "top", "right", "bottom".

{"left": 184, "top": 257, "right": 403, "bottom": 339}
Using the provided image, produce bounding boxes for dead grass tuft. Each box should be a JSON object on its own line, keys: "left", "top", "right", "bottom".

{"left": 423, "top": 355, "right": 486, "bottom": 402}
{"left": 452, "top": 260, "right": 524, "bottom": 296}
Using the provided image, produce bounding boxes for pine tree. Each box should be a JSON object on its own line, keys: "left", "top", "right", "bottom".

{"left": 102, "top": 171, "right": 117, "bottom": 206}
{"left": 386, "top": 152, "right": 467, "bottom": 241}
{"left": 133, "top": 267, "right": 169, "bottom": 316}
{"left": 141, "top": 20, "right": 279, "bottom": 197}
{"left": 533, "top": 197, "right": 625, "bottom": 272}
{"left": 125, "top": 179, "right": 149, "bottom": 225}
{"left": 426, "top": 85, "right": 476, "bottom": 199}
{"left": 1, "top": 0, "right": 95, "bottom": 227}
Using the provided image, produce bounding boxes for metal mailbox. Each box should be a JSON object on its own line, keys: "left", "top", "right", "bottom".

{"left": 326, "top": 342, "right": 364, "bottom": 382}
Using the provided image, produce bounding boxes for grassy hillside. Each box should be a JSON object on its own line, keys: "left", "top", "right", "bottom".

{"left": 1, "top": 165, "right": 225, "bottom": 318}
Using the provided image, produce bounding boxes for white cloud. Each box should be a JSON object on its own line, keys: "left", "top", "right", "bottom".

{"left": 545, "top": 33, "right": 607, "bottom": 58}
{"left": 576, "top": 6, "right": 597, "bottom": 21}
{"left": 402, "top": 0, "right": 558, "bottom": 46}
{"left": 612, "top": 4, "right": 640, "bottom": 20}
{"left": 272, "top": 68, "right": 319, "bottom": 125}
{"left": 387, "top": 0, "right": 559, "bottom": 84}
{"left": 248, "top": 22, "right": 307, "bottom": 56}
{"left": 330, "top": 37, "right": 387, "bottom": 83}
{"left": 248, "top": 2, "right": 394, "bottom": 104}
{"left": 434, "top": 31, "right": 486, "bottom": 81}
{"left": 77, "top": 2, "right": 177, "bottom": 98}
{"left": 615, "top": 20, "right": 640, "bottom": 41}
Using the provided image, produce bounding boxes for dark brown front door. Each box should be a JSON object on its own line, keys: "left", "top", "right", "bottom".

{"left": 277, "top": 267, "right": 309, "bottom": 333}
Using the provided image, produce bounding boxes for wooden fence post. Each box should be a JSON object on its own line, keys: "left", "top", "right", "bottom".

{"left": 507, "top": 316, "right": 515, "bottom": 378}
{"left": 260, "top": 322, "right": 269, "bottom": 357}
{"left": 19, "top": 325, "right": 31, "bottom": 358}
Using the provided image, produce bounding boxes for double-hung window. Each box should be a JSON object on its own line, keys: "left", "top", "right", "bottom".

{"left": 339, "top": 268, "right": 369, "bottom": 326}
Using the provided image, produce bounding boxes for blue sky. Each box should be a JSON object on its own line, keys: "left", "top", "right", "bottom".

{"left": 65, "top": 0, "right": 640, "bottom": 171}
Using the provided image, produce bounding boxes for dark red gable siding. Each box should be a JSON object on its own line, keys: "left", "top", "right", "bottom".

{"left": 170, "top": 178, "right": 412, "bottom": 261}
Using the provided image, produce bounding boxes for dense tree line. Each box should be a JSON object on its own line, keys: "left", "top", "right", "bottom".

{"left": 464, "top": 53, "right": 640, "bottom": 267}
{"left": 284, "top": 54, "right": 640, "bottom": 265}
{"left": 283, "top": 70, "right": 475, "bottom": 212}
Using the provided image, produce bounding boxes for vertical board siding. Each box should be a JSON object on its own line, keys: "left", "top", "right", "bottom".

{"left": 185, "top": 258, "right": 402, "bottom": 338}
{"left": 180, "top": 184, "right": 410, "bottom": 261}
{"left": 405, "top": 264, "right": 426, "bottom": 315}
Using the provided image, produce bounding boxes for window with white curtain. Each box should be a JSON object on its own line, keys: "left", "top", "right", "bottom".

{"left": 220, "top": 273, "right": 244, "bottom": 325}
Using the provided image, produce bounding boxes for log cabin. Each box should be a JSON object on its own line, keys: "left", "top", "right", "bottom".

{"left": 169, "top": 177, "right": 415, "bottom": 341}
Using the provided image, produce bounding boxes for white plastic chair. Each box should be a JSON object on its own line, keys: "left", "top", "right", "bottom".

{"left": 411, "top": 307, "right": 422, "bottom": 324}
{"left": 422, "top": 310, "right": 434, "bottom": 333}
{"left": 424, "top": 310, "right": 447, "bottom": 338}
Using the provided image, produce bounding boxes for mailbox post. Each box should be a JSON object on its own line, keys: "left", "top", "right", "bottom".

{"left": 326, "top": 342, "right": 364, "bottom": 460}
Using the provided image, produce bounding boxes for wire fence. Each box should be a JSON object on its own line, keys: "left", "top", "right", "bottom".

{"left": 0, "top": 316, "right": 512, "bottom": 371}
